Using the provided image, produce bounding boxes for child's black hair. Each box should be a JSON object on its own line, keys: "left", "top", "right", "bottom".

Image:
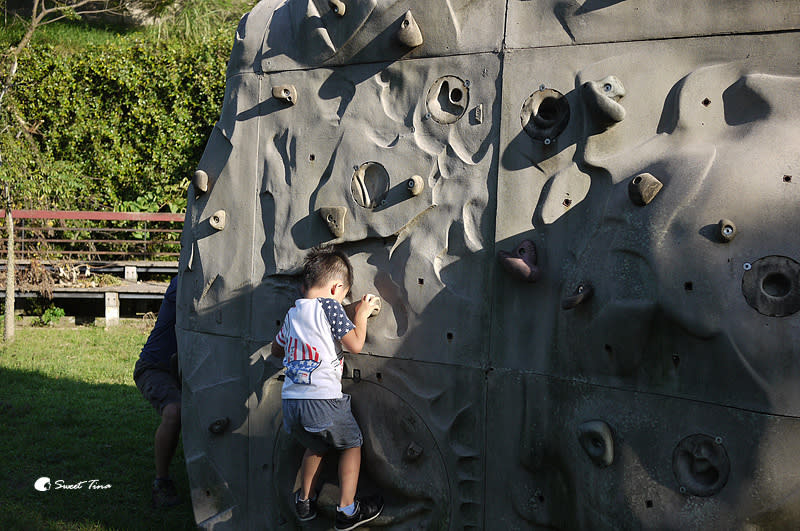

{"left": 302, "top": 245, "right": 353, "bottom": 293}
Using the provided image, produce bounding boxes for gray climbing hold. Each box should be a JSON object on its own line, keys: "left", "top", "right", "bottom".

{"left": 404, "top": 441, "right": 424, "bottom": 462}
{"left": 396, "top": 10, "right": 423, "bottom": 48}
{"left": 408, "top": 175, "right": 424, "bottom": 196}
{"left": 367, "top": 294, "right": 381, "bottom": 317}
{"left": 193, "top": 169, "right": 209, "bottom": 193}
{"left": 209, "top": 210, "right": 227, "bottom": 231}
{"left": 628, "top": 173, "right": 663, "bottom": 206}
{"left": 272, "top": 85, "right": 297, "bottom": 105}
{"left": 578, "top": 420, "right": 614, "bottom": 468}
{"left": 319, "top": 206, "right": 348, "bottom": 238}
{"left": 718, "top": 219, "right": 737, "bottom": 242}
{"left": 329, "top": 0, "right": 345, "bottom": 17}
{"left": 474, "top": 103, "right": 484, "bottom": 124}
{"left": 208, "top": 417, "right": 230, "bottom": 435}
{"left": 583, "top": 75, "right": 626, "bottom": 125}
{"left": 562, "top": 283, "right": 593, "bottom": 309}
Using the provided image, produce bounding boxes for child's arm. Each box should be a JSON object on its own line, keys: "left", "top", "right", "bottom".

{"left": 340, "top": 294, "right": 380, "bottom": 354}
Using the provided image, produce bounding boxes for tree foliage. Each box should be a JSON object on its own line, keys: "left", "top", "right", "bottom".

{"left": 0, "top": 0, "right": 254, "bottom": 212}
{"left": 6, "top": 32, "right": 231, "bottom": 212}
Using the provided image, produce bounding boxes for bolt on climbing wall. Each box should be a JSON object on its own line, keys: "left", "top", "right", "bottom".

{"left": 176, "top": 0, "right": 800, "bottom": 528}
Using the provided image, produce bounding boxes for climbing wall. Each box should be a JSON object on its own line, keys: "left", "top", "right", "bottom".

{"left": 176, "top": 0, "right": 800, "bottom": 528}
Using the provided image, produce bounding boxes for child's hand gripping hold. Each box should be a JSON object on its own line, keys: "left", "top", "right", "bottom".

{"left": 341, "top": 294, "right": 381, "bottom": 354}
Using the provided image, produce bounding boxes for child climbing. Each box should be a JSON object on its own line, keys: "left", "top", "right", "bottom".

{"left": 270, "top": 245, "right": 383, "bottom": 530}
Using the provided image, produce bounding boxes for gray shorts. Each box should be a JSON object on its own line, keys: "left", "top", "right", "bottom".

{"left": 134, "top": 357, "right": 181, "bottom": 415}
{"left": 282, "top": 395, "right": 363, "bottom": 454}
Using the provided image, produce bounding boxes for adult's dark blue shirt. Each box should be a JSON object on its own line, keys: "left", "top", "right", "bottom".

{"left": 139, "top": 276, "right": 177, "bottom": 365}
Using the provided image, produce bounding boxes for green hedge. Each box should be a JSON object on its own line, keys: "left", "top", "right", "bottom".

{"left": 3, "top": 28, "right": 233, "bottom": 212}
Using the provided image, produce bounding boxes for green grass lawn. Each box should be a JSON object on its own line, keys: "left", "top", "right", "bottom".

{"left": 0, "top": 323, "right": 195, "bottom": 530}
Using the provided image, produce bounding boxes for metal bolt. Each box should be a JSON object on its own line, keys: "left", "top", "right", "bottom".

{"left": 743, "top": 262, "right": 752, "bottom": 271}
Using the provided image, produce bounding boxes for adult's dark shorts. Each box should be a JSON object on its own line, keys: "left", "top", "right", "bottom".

{"left": 134, "top": 356, "right": 181, "bottom": 415}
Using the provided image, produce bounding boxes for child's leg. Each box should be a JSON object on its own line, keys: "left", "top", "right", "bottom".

{"left": 338, "top": 446, "right": 361, "bottom": 508}
{"left": 300, "top": 448, "right": 325, "bottom": 500}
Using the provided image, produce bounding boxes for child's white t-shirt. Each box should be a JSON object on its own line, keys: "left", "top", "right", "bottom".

{"left": 275, "top": 298, "right": 355, "bottom": 400}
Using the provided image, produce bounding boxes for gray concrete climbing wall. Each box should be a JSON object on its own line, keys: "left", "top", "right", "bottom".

{"left": 176, "top": 0, "right": 800, "bottom": 528}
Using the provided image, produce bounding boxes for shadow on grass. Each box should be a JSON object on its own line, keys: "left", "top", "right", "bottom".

{"left": 0, "top": 366, "right": 195, "bottom": 531}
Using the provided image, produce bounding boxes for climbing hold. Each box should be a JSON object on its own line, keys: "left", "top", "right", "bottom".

{"left": 498, "top": 240, "right": 541, "bottom": 283}
{"left": 209, "top": 210, "right": 227, "bottom": 231}
{"left": 208, "top": 417, "right": 230, "bottom": 435}
{"left": 404, "top": 441, "right": 424, "bottom": 462}
{"left": 368, "top": 295, "right": 381, "bottom": 316}
{"left": 562, "top": 283, "right": 593, "bottom": 309}
{"left": 426, "top": 76, "right": 469, "bottom": 124}
{"left": 718, "top": 219, "right": 736, "bottom": 242}
{"left": 521, "top": 88, "right": 571, "bottom": 142}
{"left": 672, "top": 434, "right": 730, "bottom": 497}
{"left": 272, "top": 85, "right": 297, "bottom": 105}
{"left": 577, "top": 420, "right": 614, "bottom": 468}
{"left": 319, "top": 206, "right": 348, "bottom": 238}
{"left": 474, "top": 103, "right": 484, "bottom": 124}
{"left": 628, "top": 173, "right": 663, "bottom": 206}
{"left": 583, "top": 75, "right": 626, "bottom": 125}
{"left": 193, "top": 169, "right": 209, "bottom": 194}
{"left": 407, "top": 175, "right": 424, "bottom": 196}
{"left": 396, "top": 10, "right": 423, "bottom": 48}
{"left": 328, "top": 0, "right": 345, "bottom": 16}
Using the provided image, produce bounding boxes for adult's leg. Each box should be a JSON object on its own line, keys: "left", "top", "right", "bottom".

{"left": 155, "top": 401, "right": 181, "bottom": 479}
{"left": 338, "top": 446, "right": 361, "bottom": 508}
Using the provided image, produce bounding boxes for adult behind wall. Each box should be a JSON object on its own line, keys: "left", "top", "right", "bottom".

{"left": 133, "top": 276, "right": 182, "bottom": 508}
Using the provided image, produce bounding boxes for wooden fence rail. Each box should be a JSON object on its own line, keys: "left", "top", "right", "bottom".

{"left": 0, "top": 209, "right": 185, "bottom": 262}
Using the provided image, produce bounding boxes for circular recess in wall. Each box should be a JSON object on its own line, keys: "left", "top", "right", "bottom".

{"left": 351, "top": 162, "right": 390, "bottom": 209}
{"left": 742, "top": 255, "right": 800, "bottom": 317}
{"left": 426, "top": 76, "right": 469, "bottom": 124}
{"left": 521, "top": 88, "right": 570, "bottom": 142}
{"left": 672, "top": 434, "right": 730, "bottom": 497}
{"left": 273, "top": 380, "right": 450, "bottom": 527}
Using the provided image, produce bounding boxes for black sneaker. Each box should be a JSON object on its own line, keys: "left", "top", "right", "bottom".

{"left": 335, "top": 495, "right": 384, "bottom": 530}
{"left": 294, "top": 489, "right": 318, "bottom": 522}
{"left": 151, "top": 478, "right": 179, "bottom": 508}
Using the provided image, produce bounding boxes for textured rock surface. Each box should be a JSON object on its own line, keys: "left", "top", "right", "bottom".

{"left": 177, "top": 1, "right": 800, "bottom": 528}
